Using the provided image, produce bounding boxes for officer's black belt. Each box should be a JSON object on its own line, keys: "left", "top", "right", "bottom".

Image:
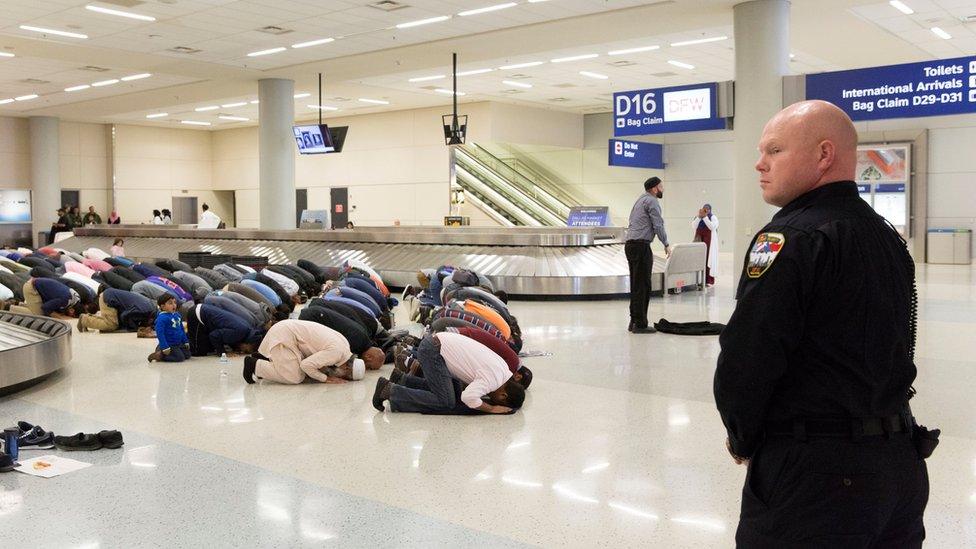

{"left": 766, "top": 415, "right": 906, "bottom": 440}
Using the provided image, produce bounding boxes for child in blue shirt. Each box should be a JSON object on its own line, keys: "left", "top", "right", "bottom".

{"left": 149, "top": 294, "right": 191, "bottom": 363}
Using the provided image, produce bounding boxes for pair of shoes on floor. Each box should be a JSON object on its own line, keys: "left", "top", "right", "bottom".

{"left": 147, "top": 351, "right": 163, "bottom": 362}
{"left": 372, "top": 377, "right": 392, "bottom": 412}
{"left": 136, "top": 326, "right": 156, "bottom": 338}
{"left": 389, "top": 368, "right": 405, "bottom": 385}
{"left": 53, "top": 430, "right": 124, "bottom": 451}
{"left": 16, "top": 421, "right": 55, "bottom": 450}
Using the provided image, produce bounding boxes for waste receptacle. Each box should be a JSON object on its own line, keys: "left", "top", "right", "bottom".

{"left": 927, "top": 229, "right": 972, "bottom": 265}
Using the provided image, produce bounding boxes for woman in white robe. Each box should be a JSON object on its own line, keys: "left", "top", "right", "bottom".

{"left": 692, "top": 204, "right": 720, "bottom": 286}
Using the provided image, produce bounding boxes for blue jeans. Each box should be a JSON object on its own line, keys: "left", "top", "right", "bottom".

{"left": 390, "top": 337, "right": 463, "bottom": 413}
{"left": 157, "top": 344, "right": 191, "bottom": 362}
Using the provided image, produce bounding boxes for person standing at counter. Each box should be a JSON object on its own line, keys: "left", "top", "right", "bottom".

{"left": 624, "top": 177, "right": 671, "bottom": 334}
{"left": 151, "top": 210, "right": 164, "bottom": 225}
{"left": 692, "top": 204, "right": 720, "bottom": 287}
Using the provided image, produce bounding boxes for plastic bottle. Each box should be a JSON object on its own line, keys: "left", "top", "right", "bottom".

{"left": 219, "top": 352, "right": 228, "bottom": 364}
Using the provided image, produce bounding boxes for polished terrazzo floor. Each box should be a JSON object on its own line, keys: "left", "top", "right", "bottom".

{"left": 1, "top": 257, "right": 974, "bottom": 548}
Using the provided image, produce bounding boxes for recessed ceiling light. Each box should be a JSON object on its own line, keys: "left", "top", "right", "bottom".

{"left": 502, "top": 80, "right": 532, "bottom": 88}
{"left": 0, "top": 98, "right": 15, "bottom": 105}
{"left": 435, "top": 88, "right": 466, "bottom": 96}
{"left": 65, "top": 84, "right": 90, "bottom": 92}
{"left": 195, "top": 105, "right": 219, "bottom": 112}
{"left": 14, "top": 94, "right": 38, "bottom": 101}
{"left": 146, "top": 113, "right": 168, "bottom": 118}
{"left": 0, "top": 52, "right": 15, "bottom": 58}
{"left": 218, "top": 115, "right": 249, "bottom": 121}
{"left": 499, "top": 61, "right": 544, "bottom": 70}
{"left": 551, "top": 54, "right": 598, "bottom": 63}
{"left": 396, "top": 15, "right": 450, "bottom": 29}
{"left": 85, "top": 4, "right": 156, "bottom": 22}
{"left": 889, "top": 1, "right": 914, "bottom": 15}
{"left": 249, "top": 100, "right": 259, "bottom": 104}
{"left": 580, "top": 71, "right": 609, "bottom": 80}
{"left": 358, "top": 98, "right": 390, "bottom": 104}
{"left": 457, "top": 68, "right": 493, "bottom": 76}
{"left": 458, "top": 2, "right": 517, "bottom": 17}
{"left": 293, "top": 93, "right": 311, "bottom": 99}
{"left": 670, "top": 36, "right": 728, "bottom": 47}
{"left": 291, "top": 37, "right": 335, "bottom": 48}
{"left": 181, "top": 120, "right": 211, "bottom": 126}
{"left": 120, "top": 73, "right": 151, "bottom": 81}
{"left": 221, "top": 102, "right": 247, "bottom": 108}
{"left": 247, "top": 47, "right": 287, "bottom": 57}
{"left": 19, "top": 25, "right": 88, "bottom": 39}
{"left": 91, "top": 79, "right": 119, "bottom": 87}
{"left": 409, "top": 74, "right": 446, "bottom": 82}
{"left": 608, "top": 45, "right": 660, "bottom": 56}
{"left": 668, "top": 60, "right": 695, "bottom": 70}
{"left": 931, "top": 27, "right": 951, "bottom": 40}
{"left": 308, "top": 104, "right": 339, "bottom": 111}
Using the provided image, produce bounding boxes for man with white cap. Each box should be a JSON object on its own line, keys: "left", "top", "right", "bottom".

{"left": 243, "top": 319, "right": 365, "bottom": 385}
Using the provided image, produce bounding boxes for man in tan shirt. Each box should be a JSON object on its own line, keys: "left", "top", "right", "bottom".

{"left": 243, "top": 319, "right": 365, "bottom": 385}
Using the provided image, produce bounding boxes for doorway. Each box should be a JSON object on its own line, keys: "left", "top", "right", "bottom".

{"left": 171, "top": 197, "right": 198, "bottom": 225}
{"left": 296, "top": 189, "right": 307, "bottom": 228}
{"left": 331, "top": 187, "right": 348, "bottom": 229}
{"left": 60, "top": 190, "right": 80, "bottom": 210}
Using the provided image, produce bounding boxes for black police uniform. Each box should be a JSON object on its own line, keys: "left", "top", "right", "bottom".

{"left": 714, "top": 181, "right": 931, "bottom": 547}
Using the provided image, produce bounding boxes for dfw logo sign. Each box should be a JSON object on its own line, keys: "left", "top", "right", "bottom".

{"left": 613, "top": 83, "right": 726, "bottom": 136}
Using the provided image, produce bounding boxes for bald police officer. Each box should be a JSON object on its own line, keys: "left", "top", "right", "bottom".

{"left": 624, "top": 177, "right": 671, "bottom": 334}
{"left": 714, "top": 100, "right": 935, "bottom": 547}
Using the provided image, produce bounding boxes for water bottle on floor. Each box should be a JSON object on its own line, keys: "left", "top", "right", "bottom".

{"left": 219, "top": 352, "right": 229, "bottom": 376}
{"left": 219, "top": 352, "right": 228, "bottom": 364}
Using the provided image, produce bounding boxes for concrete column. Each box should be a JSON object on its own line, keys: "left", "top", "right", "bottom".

{"left": 258, "top": 78, "right": 296, "bottom": 230}
{"left": 29, "top": 116, "right": 61, "bottom": 247}
{"left": 732, "top": 0, "right": 790, "bottom": 264}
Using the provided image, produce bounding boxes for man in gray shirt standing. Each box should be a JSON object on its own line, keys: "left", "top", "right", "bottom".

{"left": 625, "top": 177, "right": 671, "bottom": 333}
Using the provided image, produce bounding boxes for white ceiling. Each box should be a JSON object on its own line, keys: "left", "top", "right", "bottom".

{"left": 0, "top": 0, "right": 972, "bottom": 128}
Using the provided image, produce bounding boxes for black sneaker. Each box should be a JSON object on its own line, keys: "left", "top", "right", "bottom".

{"left": 372, "top": 377, "right": 391, "bottom": 412}
{"left": 97, "top": 430, "right": 124, "bottom": 449}
{"left": 53, "top": 433, "right": 103, "bottom": 451}
{"left": 243, "top": 355, "right": 257, "bottom": 384}
{"left": 18, "top": 426, "right": 55, "bottom": 450}
{"left": 0, "top": 452, "right": 14, "bottom": 473}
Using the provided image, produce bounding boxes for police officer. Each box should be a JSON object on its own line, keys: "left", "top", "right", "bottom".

{"left": 624, "top": 176, "right": 671, "bottom": 334}
{"left": 714, "top": 100, "right": 934, "bottom": 546}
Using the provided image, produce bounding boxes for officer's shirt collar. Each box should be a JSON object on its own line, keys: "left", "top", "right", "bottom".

{"left": 774, "top": 180, "right": 857, "bottom": 220}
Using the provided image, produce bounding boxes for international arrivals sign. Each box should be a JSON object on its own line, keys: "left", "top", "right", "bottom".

{"left": 806, "top": 55, "right": 976, "bottom": 121}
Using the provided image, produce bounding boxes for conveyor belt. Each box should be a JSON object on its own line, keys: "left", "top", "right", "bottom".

{"left": 0, "top": 312, "right": 72, "bottom": 396}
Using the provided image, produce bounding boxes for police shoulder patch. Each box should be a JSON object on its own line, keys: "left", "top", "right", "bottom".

{"left": 747, "top": 232, "right": 786, "bottom": 279}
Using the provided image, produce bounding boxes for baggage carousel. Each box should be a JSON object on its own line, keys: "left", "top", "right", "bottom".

{"left": 61, "top": 226, "right": 701, "bottom": 298}
{"left": 0, "top": 312, "right": 72, "bottom": 396}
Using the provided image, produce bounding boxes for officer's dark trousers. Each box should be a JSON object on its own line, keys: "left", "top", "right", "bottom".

{"left": 737, "top": 432, "right": 928, "bottom": 548}
{"left": 625, "top": 240, "right": 652, "bottom": 328}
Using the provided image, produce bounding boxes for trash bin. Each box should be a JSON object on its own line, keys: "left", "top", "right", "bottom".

{"left": 927, "top": 229, "right": 972, "bottom": 265}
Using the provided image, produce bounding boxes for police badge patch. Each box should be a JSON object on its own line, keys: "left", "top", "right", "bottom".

{"left": 747, "top": 232, "right": 785, "bottom": 279}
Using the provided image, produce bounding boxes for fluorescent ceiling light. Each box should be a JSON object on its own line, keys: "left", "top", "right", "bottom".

{"left": 247, "top": 47, "right": 287, "bottom": 57}
{"left": 121, "top": 73, "right": 151, "bottom": 81}
{"left": 409, "top": 74, "right": 445, "bottom": 82}
{"left": 608, "top": 45, "right": 660, "bottom": 56}
{"left": 19, "top": 25, "right": 88, "bottom": 39}
{"left": 291, "top": 37, "right": 334, "bottom": 49}
{"left": 499, "top": 61, "right": 544, "bottom": 70}
{"left": 85, "top": 4, "right": 156, "bottom": 21}
{"left": 0, "top": 52, "right": 14, "bottom": 58}
{"left": 396, "top": 16, "right": 450, "bottom": 29}
{"left": 670, "top": 36, "right": 728, "bottom": 47}
{"left": 931, "top": 27, "right": 951, "bottom": 40}
{"left": 293, "top": 93, "right": 311, "bottom": 99}
{"left": 457, "top": 68, "right": 493, "bottom": 76}
{"left": 308, "top": 104, "right": 339, "bottom": 111}
{"left": 195, "top": 105, "right": 219, "bottom": 112}
{"left": 15, "top": 94, "right": 38, "bottom": 101}
{"left": 502, "top": 80, "right": 532, "bottom": 88}
{"left": 221, "top": 102, "right": 247, "bottom": 108}
{"left": 181, "top": 120, "right": 211, "bottom": 126}
{"left": 0, "top": 99, "right": 16, "bottom": 105}
{"left": 146, "top": 113, "right": 168, "bottom": 119}
{"left": 91, "top": 79, "right": 119, "bottom": 87}
{"left": 218, "top": 115, "right": 249, "bottom": 121}
{"left": 435, "top": 88, "right": 466, "bottom": 96}
{"left": 65, "top": 84, "right": 90, "bottom": 92}
{"left": 789, "top": 53, "right": 796, "bottom": 59}
{"left": 889, "top": 1, "right": 914, "bottom": 15}
{"left": 458, "top": 2, "right": 517, "bottom": 17}
{"left": 579, "top": 71, "right": 609, "bottom": 80}
{"left": 551, "top": 53, "right": 598, "bottom": 63}
{"left": 668, "top": 60, "right": 695, "bottom": 70}
{"left": 249, "top": 100, "right": 259, "bottom": 104}
{"left": 358, "top": 98, "right": 389, "bottom": 104}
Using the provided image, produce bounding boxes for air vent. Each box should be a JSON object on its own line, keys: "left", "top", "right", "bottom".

{"left": 167, "top": 46, "right": 202, "bottom": 54}
{"left": 80, "top": 65, "right": 111, "bottom": 72}
{"left": 608, "top": 60, "right": 637, "bottom": 67}
{"left": 21, "top": 78, "right": 50, "bottom": 85}
{"left": 552, "top": 83, "right": 577, "bottom": 88}
{"left": 368, "top": 0, "right": 410, "bottom": 12}
{"left": 649, "top": 71, "right": 677, "bottom": 77}
{"left": 256, "top": 26, "right": 293, "bottom": 35}
{"left": 549, "top": 97, "right": 570, "bottom": 102}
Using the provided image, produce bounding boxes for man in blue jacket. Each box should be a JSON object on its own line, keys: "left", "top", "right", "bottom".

{"left": 204, "top": 293, "right": 271, "bottom": 331}
{"left": 186, "top": 303, "right": 264, "bottom": 357}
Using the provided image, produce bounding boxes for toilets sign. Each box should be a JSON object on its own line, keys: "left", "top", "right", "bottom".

{"left": 613, "top": 82, "right": 726, "bottom": 136}
{"left": 806, "top": 55, "right": 976, "bottom": 121}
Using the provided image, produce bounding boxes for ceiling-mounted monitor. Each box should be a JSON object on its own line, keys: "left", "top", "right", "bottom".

{"left": 293, "top": 124, "right": 335, "bottom": 154}
{"left": 328, "top": 126, "right": 348, "bottom": 153}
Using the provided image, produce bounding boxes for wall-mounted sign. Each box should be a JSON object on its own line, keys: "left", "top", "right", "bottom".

{"left": 567, "top": 206, "right": 610, "bottom": 227}
{"left": 608, "top": 139, "right": 664, "bottom": 169}
{"left": 613, "top": 82, "right": 727, "bottom": 136}
{"left": 0, "top": 190, "right": 31, "bottom": 223}
{"left": 856, "top": 144, "right": 911, "bottom": 235}
{"left": 806, "top": 55, "right": 976, "bottom": 121}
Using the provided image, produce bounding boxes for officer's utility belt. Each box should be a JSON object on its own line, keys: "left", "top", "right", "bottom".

{"left": 765, "top": 415, "right": 906, "bottom": 441}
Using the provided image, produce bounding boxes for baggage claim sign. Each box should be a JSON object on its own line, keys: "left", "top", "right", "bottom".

{"left": 613, "top": 82, "right": 727, "bottom": 136}
{"left": 806, "top": 55, "right": 976, "bottom": 121}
